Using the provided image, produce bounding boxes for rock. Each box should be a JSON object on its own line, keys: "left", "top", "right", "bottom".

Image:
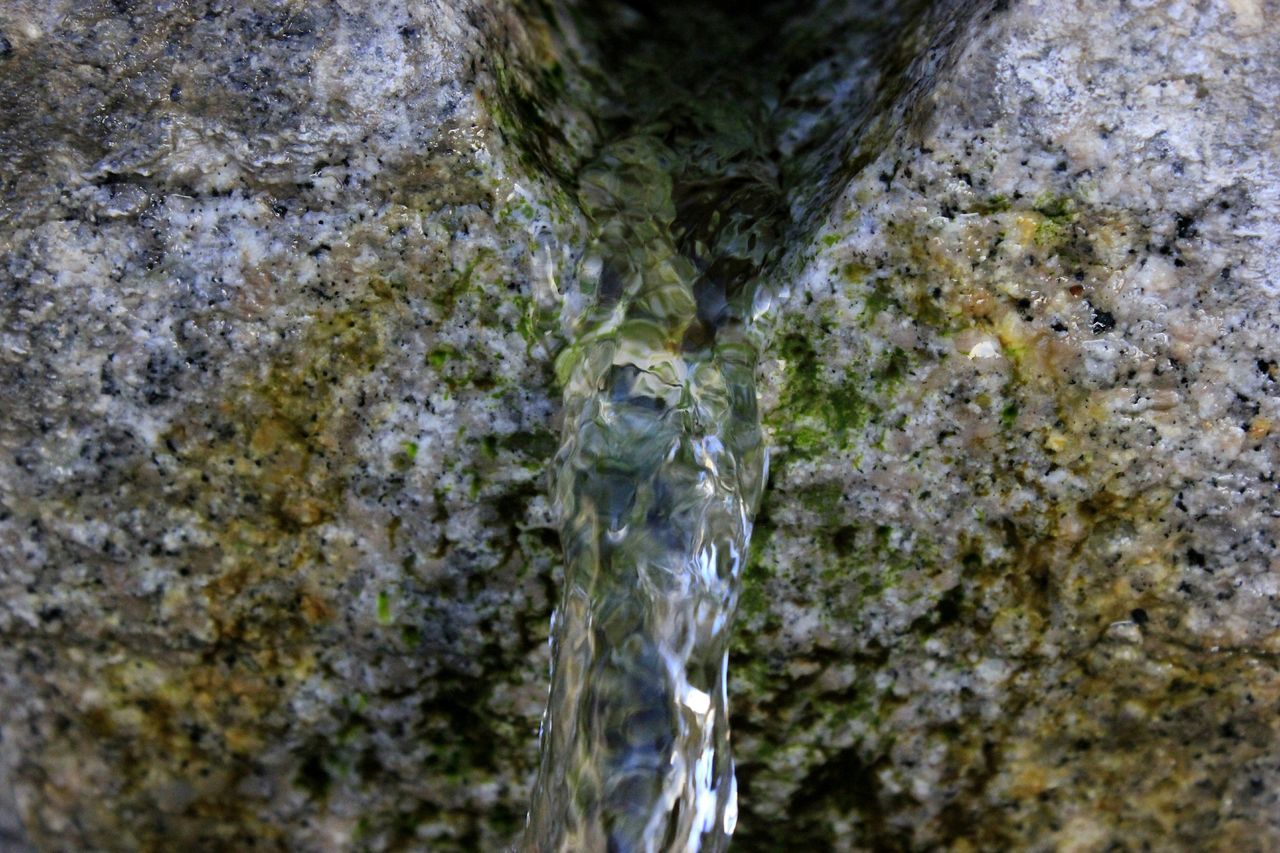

{"left": 737, "top": 0, "right": 1280, "bottom": 848}
{"left": 2, "top": 0, "right": 1278, "bottom": 849}
{"left": 0, "top": 1, "right": 580, "bottom": 848}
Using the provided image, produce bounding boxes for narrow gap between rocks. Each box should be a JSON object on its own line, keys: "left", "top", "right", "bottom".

{"left": 500, "top": 1, "right": 952, "bottom": 849}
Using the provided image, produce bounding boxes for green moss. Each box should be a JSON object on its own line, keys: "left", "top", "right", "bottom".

{"left": 876, "top": 346, "right": 909, "bottom": 388}
{"left": 488, "top": 57, "right": 578, "bottom": 184}
{"left": 512, "top": 294, "right": 541, "bottom": 347}
{"left": 725, "top": 646, "right": 782, "bottom": 692}
{"left": 842, "top": 262, "right": 871, "bottom": 282}
{"left": 785, "top": 424, "right": 826, "bottom": 455}
{"left": 864, "top": 276, "right": 951, "bottom": 331}
{"left": 970, "top": 194, "right": 1010, "bottom": 214}
{"left": 778, "top": 332, "right": 819, "bottom": 385}
{"left": 737, "top": 575, "right": 770, "bottom": 621}
{"left": 434, "top": 250, "right": 495, "bottom": 322}
{"left": 798, "top": 481, "right": 846, "bottom": 519}
{"left": 738, "top": 510, "right": 780, "bottom": 630}
{"left": 1033, "top": 192, "right": 1076, "bottom": 221}
{"left": 772, "top": 332, "right": 878, "bottom": 455}
{"left": 376, "top": 590, "right": 393, "bottom": 626}
{"left": 1034, "top": 216, "right": 1065, "bottom": 246}
{"left": 863, "top": 279, "right": 894, "bottom": 318}
{"left": 427, "top": 346, "right": 456, "bottom": 369}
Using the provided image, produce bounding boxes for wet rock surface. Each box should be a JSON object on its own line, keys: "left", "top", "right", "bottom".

{"left": 1, "top": 0, "right": 1278, "bottom": 849}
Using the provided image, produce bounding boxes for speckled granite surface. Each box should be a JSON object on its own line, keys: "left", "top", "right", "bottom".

{"left": 1, "top": 0, "right": 1278, "bottom": 850}
{"left": 0, "top": 1, "right": 582, "bottom": 848}
{"left": 738, "top": 0, "right": 1280, "bottom": 847}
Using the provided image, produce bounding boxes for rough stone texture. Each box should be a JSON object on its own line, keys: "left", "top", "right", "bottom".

{"left": 737, "top": 0, "right": 1280, "bottom": 848}
{"left": 1, "top": 0, "right": 1279, "bottom": 850}
{"left": 0, "top": 1, "right": 582, "bottom": 849}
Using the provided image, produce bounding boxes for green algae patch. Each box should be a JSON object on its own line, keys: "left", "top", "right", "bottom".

{"left": 771, "top": 331, "right": 878, "bottom": 457}
{"left": 970, "top": 194, "right": 1011, "bottom": 215}
{"left": 498, "top": 426, "right": 559, "bottom": 461}
{"left": 1032, "top": 191, "right": 1076, "bottom": 221}
{"left": 830, "top": 522, "right": 936, "bottom": 600}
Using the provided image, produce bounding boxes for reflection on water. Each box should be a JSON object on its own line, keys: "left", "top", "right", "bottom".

{"left": 523, "top": 2, "right": 792, "bottom": 849}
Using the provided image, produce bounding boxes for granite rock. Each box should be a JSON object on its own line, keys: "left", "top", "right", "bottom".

{"left": 738, "top": 0, "right": 1280, "bottom": 848}
{"left": 0, "top": 1, "right": 580, "bottom": 848}
{"left": 1, "top": 0, "right": 1278, "bottom": 850}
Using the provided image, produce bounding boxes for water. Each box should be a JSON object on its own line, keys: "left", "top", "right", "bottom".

{"left": 524, "top": 3, "right": 794, "bottom": 850}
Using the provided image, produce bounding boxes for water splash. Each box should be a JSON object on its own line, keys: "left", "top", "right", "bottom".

{"left": 523, "top": 4, "right": 792, "bottom": 850}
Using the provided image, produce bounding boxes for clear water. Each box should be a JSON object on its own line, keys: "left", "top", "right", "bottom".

{"left": 523, "top": 4, "right": 792, "bottom": 850}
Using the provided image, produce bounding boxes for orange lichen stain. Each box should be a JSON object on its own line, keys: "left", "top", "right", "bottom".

{"left": 224, "top": 726, "right": 264, "bottom": 754}
{"left": 1007, "top": 763, "right": 1050, "bottom": 799}
{"left": 60, "top": 291, "right": 401, "bottom": 843}
{"left": 299, "top": 590, "right": 336, "bottom": 625}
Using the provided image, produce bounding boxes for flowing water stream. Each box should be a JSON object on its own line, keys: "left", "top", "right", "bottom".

{"left": 522, "top": 2, "right": 829, "bottom": 849}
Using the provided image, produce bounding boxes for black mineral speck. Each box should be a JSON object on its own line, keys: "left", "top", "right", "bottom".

{"left": 0, "top": 34, "right": 11, "bottom": 59}
{"left": 100, "top": 358, "right": 119, "bottom": 397}
{"left": 1091, "top": 308, "right": 1115, "bottom": 333}
{"left": 1130, "top": 608, "right": 1148, "bottom": 625}
{"left": 1175, "top": 213, "right": 1196, "bottom": 240}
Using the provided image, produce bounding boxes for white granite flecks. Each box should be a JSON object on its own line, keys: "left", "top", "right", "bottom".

{"left": 2, "top": 0, "right": 1279, "bottom": 849}
{"left": 0, "top": 1, "right": 582, "bottom": 849}
{"left": 735, "top": 0, "right": 1280, "bottom": 847}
